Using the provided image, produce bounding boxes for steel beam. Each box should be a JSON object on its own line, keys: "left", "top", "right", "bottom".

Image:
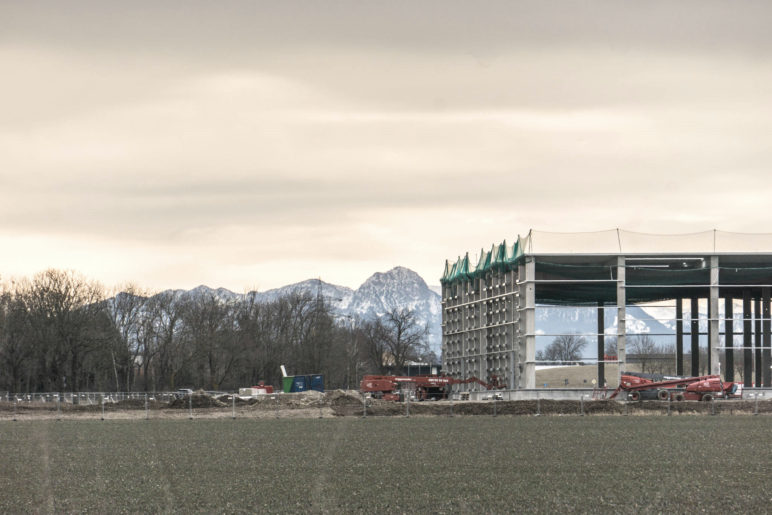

{"left": 743, "top": 290, "right": 753, "bottom": 387}
{"left": 764, "top": 287, "right": 771, "bottom": 387}
{"left": 755, "top": 297, "right": 762, "bottom": 388}
{"left": 597, "top": 302, "right": 605, "bottom": 387}
{"left": 616, "top": 256, "right": 626, "bottom": 383}
{"left": 676, "top": 297, "right": 684, "bottom": 376}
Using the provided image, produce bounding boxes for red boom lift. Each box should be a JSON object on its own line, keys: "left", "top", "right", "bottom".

{"left": 360, "top": 374, "right": 506, "bottom": 401}
{"left": 609, "top": 372, "right": 744, "bottom": 401}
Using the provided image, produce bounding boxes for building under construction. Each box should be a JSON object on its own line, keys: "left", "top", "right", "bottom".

{"left": 440, "top": 230, "right": 772, "bottom": 392}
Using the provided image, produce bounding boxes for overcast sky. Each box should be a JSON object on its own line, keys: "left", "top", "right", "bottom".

{"left": 2, "top": 1, "right": 772, "bottom": 291}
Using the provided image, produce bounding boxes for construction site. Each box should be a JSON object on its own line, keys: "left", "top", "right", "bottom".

{"left": 440, "top": 229, "right": 772, "bottom": 399}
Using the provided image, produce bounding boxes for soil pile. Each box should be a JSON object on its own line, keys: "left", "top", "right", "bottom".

{"left": 240, "top": 390, "right": 327, "bottom": 411}
{"left": 167, "top": 393, "right": 227, "bottom": 409}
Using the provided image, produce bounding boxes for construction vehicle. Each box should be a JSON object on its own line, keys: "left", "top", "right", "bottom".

{"left": 360, "top": 374, "right": 505, "bottom": 401}
{"left": 609, "top": 372, "right": 743, "bottom": 401}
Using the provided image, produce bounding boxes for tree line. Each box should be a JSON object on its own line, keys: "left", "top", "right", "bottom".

{"left": 0, "top": 270, "right": 432, "bottom": 393}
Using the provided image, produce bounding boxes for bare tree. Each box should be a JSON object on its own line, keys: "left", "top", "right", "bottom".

{"left": 182, "top": 292, "right": 241, "bottom": 390}
{"left": 363, "top": 319, "right": 389, "bottom": 374}
{"left": 147, "top": 291, "right": 186, "bottom": 390}
{"left": 22, "top": 270, "right": 107, "bottom": 392}
{"left": 0, "top": 284, "right": 34, "bottom": 392}
{"left": 365, "top": 308, "right": 428, "bottom": 373}
{"left": 604, "top": 337, "right": 618, "bottom": 358}
{"left": 628, "top": 334, "right": 657, "bottom": 374}
{"left": 105, "top": 284, "right": 150, "bottom": 391}
{"left": 537, "top": 334, "right": 587, "bottom": 364}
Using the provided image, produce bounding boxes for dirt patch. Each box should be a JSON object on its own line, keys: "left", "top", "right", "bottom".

{"left": 1, "top": 392, "right": 770, "bottom": 419}
{"left": 167, "top": 393, "right": 227, "bottom": 409}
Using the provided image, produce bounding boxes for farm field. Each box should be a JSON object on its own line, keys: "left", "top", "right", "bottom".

{"left": 0, "top": 417, "right": 769, "bottom": 513}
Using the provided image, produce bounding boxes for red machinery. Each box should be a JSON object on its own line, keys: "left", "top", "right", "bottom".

{"left": 360, "top": 374, "right": 505, "bottom": 401}
{"left": 609, "top": 372, "right": 743, "bottom": 401}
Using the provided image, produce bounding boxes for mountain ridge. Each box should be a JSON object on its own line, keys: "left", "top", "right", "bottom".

{"left": 152, "top": 266, "right": 444, "bottom": 353}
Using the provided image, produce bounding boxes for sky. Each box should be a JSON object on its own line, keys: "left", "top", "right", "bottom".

{"left": 2, "top": 1, "right": 772, "bottom": 292}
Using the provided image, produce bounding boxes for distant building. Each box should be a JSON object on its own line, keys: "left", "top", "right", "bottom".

{"left": 441, "top": 229, "right": 772, "bottom": 392}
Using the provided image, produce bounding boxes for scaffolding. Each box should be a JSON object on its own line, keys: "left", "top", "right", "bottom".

{"left": 441, "top": 230, "right": 772, "bottom": 392}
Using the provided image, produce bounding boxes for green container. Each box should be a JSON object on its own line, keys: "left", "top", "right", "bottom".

{"left": 282, "top": 376, "right": 293, "bottom": 393}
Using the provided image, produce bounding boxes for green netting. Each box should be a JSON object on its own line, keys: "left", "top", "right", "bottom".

{"left": 441, "top": 253, "right": 473, "bottom": 284}
{"left": 441, "top": 235, "right": 525, "bottom": 284}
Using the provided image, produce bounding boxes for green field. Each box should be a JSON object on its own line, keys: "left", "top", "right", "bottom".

{"left": 1, "top": 417, "right": 769, "bottom": 513}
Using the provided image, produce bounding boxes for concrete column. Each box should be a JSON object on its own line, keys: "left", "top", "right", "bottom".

{"left": 597, "top": 302, "right": 605, "bottom": 387}
{"left": 725, "top": 297, "right": 734, "bottom": 382}
{"left": 763, "top": 288, "right": 771, "bottom": 387}
{"left": 460, "top": 283, "right": 466, "bottom": 389}
{"left": 743, "top": 290, "right": 753, "bottom": 387}
{"left": 616, "top": 256, "right": 626, "bottom": 382}
{"left": 691, "top": 297, "right": 700, "bottom": 377}
{"left": 755, "top": 297, "right": 762, "bottom": 388}
{"left": 522, "top": 257, "right": 536, "bottom": 389}
{"left": 709, "top": 256, "right": 719, "bottom": 375}
{"left": 515, "top": 262, "right": 525, "bottom": 389}
{"left": 509, "top": 269, "right": 517, "bottom": 390}
{"left": 676, "top": 298, "right": 684, "bottom": 376}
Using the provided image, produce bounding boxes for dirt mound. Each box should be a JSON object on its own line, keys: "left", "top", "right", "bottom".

{"left": 327, "top": 390, "right": 362, "bottom": 406}
{"left": 167, "top": 393, "right": 226, "bottom": 409}
{"left": 216, "top": 395, "right": 253, "bottom": 406}
{"left": 239, "top": 391, "right": 328, "bottom": 411}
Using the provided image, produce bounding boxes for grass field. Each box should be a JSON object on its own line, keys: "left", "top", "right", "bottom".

{"left": 1, "top": 417, "right": 769, "bottom": 513}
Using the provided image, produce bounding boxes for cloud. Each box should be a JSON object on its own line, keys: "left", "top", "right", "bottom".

{"left": 2, "top": 2, "right": 772, "bottom": 290}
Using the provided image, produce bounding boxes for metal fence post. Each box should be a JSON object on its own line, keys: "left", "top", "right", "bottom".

{"left": 57, "top": 394, "right": 61, "bottom": 421}
{"left": 405, "top": 393, "right": 410, "bottom": 418}
{"left": 101, "top": 395, "right": 105, "bottom": 421}
{"left": 754, "top": 393, "right": 759, "bottom": 415}
{"left": 145, "top": 394, "right": 149, "bottom": 420}
{"left": 275, "top": 395, "right": 279, "bottom": 419}
{"left": 13, "top": 397, "right": 17, "bottom": 422}
{"left": 711, "top": 397, "right": 716, "bottom": 416}
{"left": 232, "top": 394, "right": 236, "bottom": 420}
{"left": 667, "top": 393, "right": 671, "bottom": 416}
{"left": 188, "top": 394, "right": 193, "bottom": 420}
{"left": 318, "top": 397, "right": 323, "bottom": 419}
{"left": 362, "top": 393, "right": 367, "bottom": 419}
{"left": 493, "top": 398, "right": 497, "bottom": 417}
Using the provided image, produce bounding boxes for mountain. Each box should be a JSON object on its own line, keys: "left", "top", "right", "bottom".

{"left": 250, "top": 279, "right": 355, "bottom": 312}
{"left": 152, "top": 267, "right": 444, "bottom": 354}
{"left": 347, "top": 267, "right": 442, "bottom": 353}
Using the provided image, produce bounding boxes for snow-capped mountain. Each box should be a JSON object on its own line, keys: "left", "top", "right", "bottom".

{"left": 347, "top": 267, "right": 442, "bottom": 353}
{"left": 250, "top": 279, "right": 355, "bottom": 313}
{"left": 151, "top": 267, "right": 443, "bottom": 354}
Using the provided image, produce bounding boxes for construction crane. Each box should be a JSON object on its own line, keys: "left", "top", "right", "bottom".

{"left": 360, "top": 374, "right": 506, "bottom": 401}
{"left": 608, "top": 372, "right": 744, "bottom": 401}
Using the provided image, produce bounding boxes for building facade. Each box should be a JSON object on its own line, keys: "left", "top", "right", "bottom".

{"left": 441, "top": 230, "right": 772, "bottom": 393}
